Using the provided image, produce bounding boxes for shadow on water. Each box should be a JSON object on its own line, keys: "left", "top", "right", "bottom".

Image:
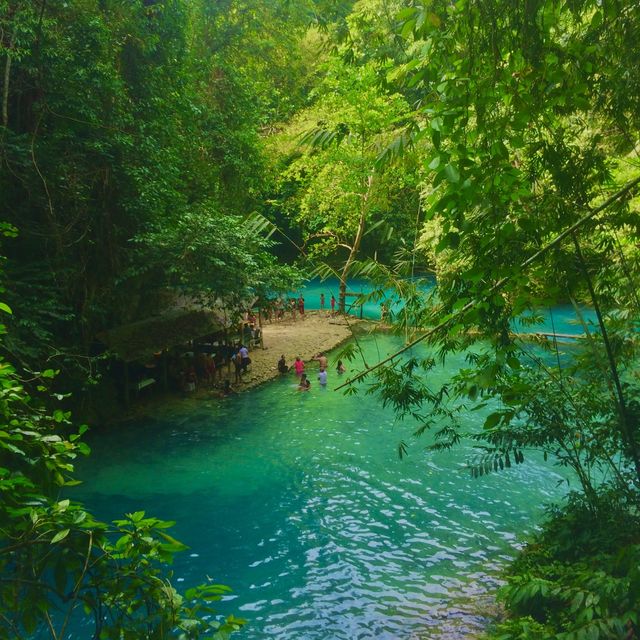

{"left": 74, "top": 333, "right": 570, "bottom": 639}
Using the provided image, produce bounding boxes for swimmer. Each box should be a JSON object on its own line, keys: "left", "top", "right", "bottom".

{"left": 336, "top": 360, "right": 346, "bottom": 374}
{"left": 297, "top": 373, "right": 311, "bottom": 391}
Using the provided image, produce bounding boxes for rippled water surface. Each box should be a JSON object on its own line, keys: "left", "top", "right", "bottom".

{"left": 76, "top": 334, "right": 568, "bottom": 639}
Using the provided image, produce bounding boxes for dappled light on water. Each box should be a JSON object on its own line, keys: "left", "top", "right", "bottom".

{"left": 76, "top": 334, "right": 568, "bottom": 639}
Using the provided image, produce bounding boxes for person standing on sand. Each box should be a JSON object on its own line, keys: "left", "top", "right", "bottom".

{"left": 239, "top": 344, "right": 250, "bottom": 373}
{"left": 290, "top": 298, "right": 297, "bottom": 321}
{"left": 294, "top": 356, "right": 305, "bottom": 377}
{"left": 330, "top": 294, "right": 336, "bottom": 316}
{"left": 233, "top": 347, "right": 243, "bottom": 383}
{"left": 220, "top": 380, "right": 236, "bottom": 397}
{"left": 298, "top": 295, "right": 305, "bottom": 319}
{"left": 320, "top": 293, "right": 325, "bottom": 310}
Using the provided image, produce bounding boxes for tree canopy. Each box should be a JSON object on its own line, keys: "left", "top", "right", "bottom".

{"left": 2, "top": 0, "right": 640, "bottom": 637}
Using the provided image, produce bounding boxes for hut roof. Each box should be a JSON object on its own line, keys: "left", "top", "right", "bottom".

{"left": 98, "top": 309, "right": 227, "bottom": 363}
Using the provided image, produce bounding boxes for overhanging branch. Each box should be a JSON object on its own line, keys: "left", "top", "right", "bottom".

{"left": 335, "top": 174, "right": 640, "bottom": 390}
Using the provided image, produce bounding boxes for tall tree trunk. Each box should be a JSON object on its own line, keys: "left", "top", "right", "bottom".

{"left": 339, "top": 174, "right": 373, "bottom": 313}
{"left": 2, "top": 30, "right": 15, "bottom": 128}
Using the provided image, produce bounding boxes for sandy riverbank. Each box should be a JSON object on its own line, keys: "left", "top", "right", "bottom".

{"left": 220, "top": 310, "right": 361, "bottom": 392}
{"left": 123, "top": 311, "right": 364, "bottom": 419}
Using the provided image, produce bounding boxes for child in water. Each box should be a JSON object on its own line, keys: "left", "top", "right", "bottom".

{"left": 298, "top": 373, "right": 311, "bottom": 391}
{"left": 336, "top": 360, "right": 346, "bottom": 374}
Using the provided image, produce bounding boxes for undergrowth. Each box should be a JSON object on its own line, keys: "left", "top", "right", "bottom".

{"left": 486, "top": 488, "right": 640, "bottom": 640}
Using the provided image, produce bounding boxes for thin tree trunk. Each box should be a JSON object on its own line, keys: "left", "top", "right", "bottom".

{"left": 572, "top": 232, "right": 640, "bottom": 487}
{"left": 339, "top": 174, "right": 373, "bottom": 313}
{"left": 2, "top": 30, "right": 15, "bottom": 128}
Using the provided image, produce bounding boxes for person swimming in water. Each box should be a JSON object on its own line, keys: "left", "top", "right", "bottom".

{"left": 298, "top": 373, "right": 311, "bottom": 391}
{"left": 336, "top": 360, "right": 346, "bottom": 374}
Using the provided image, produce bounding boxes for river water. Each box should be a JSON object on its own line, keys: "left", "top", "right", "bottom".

{"left": 297, "top": 276, "right": 595, "bottom": 335}
{"left": 75, "top": 331, "right": 571, "bottom": 639}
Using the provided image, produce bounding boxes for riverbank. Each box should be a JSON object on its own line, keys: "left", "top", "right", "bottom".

{"left": 122, "top": 310, "right": 363, "bottom": 419}
{"left": 86, "top": 328, "right": 538, "bottom": 640}
{"left": 231, "top": 310, "right": 361, "bottom": 391}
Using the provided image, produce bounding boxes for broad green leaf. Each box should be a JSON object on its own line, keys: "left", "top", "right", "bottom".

{"left": 443, "top": 164, "right": 460, "bottom": 183}
{"left": 51, "top": 529, "right": 70, "bottom": 544}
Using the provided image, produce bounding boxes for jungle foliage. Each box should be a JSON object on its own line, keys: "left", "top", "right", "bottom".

{"left": 2, "top": 0, "right": 640, "bottom": 638}
{"left": 272, "top": 0, "right": 640, "bottom": 638}
{"left": 0, "top": 0, "right": 316, "bottom": 396}
{"left": 0, "top": 1, "right": 344, "bottom": 637}
{"left": 0, "top": 317, "right": 246, "bottom": 639}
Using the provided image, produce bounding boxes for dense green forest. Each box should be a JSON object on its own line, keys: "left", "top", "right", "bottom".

{"left": 1, "top": 0, "right": 639, "bottom": 638}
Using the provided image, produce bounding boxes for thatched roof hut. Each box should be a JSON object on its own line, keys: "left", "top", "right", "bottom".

{"left": 98, "top": 309, "right": 227, "bottom": 363}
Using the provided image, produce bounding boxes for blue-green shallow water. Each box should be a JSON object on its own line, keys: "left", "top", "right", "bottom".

{"left": 299, "top": 277, "right": 596, "bottom": 335}
{"left": 74, "top": 334, "right": 568, "bottom": 639}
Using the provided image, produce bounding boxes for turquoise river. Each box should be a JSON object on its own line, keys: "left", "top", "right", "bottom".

{"left": 74, "top": 330, "right": 575, "bottom": 640}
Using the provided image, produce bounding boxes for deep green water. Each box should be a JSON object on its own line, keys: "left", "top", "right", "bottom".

{"left": 76, "top": 334, "right": 568, "bottom": 639}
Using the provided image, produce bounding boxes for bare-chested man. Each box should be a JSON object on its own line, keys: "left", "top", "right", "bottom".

{"left": 313, "top": 352, "right": 328, "bottom": 370}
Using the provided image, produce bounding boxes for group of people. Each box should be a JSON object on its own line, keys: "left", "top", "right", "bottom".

{"left": 242, "top": 320, "right": 261, "bottom": 347}
{"left": 167, "top": 340, "right": 253, "bottom": 398}
{"left": 319, "top": 293, "right": 337, "bottom": 316}
{"left": 232, "top": 343, "right": 252, "bottom": 383}
{"left": 277, "top": 352, "right": 346, "bottom": 392}
{"left": 169, "top": 352, "right": 218, "bottom": 394}
{"left": 262, "top": 296, "right": 306, "bottom": 322}
{"left": 286, "top": 296, "right": 305, "bottom": 321}
{"left": 262, "top": 292, "right": 341, "bottom": 322}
